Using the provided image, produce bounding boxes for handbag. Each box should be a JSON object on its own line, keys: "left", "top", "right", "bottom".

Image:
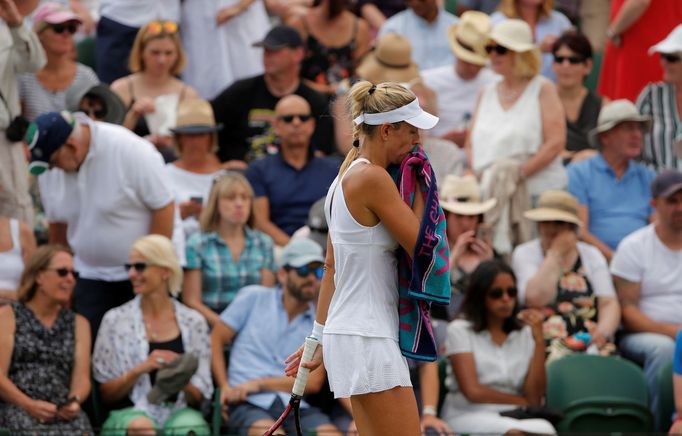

{"left": 499, "top": 406, "right": 564, "bottom": 425}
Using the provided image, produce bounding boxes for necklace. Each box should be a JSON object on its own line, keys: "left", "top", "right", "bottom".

{"left": 498, "top": 85, "right": 522, "bottom": 103}
{"left": 145, "top": 320, "right": 159, "bottom": 341}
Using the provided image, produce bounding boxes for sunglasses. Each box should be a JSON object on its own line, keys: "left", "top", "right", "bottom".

{"left": 484, "top": 44, "right": 509, "bottom": 55}
{"left": 553, "top": 55, "right": 585, "bottom": 65}
{"left": 125, "top": 262, "right": 149, "bottom": 273}
{"left": 46, "top": 267, "right": 79, "bottom": 279}
{"left": 145, "top": 20, "right": 178, "bottom": 37}
{"left": 287, "top": 264, "right": 324, "bottom": 280}
{"left": 487, "top": 286, "right": 518, "bottom": 300}
{"left": 278, "top": 114, "right": 313, "bottom": 123}
{"left": 80, "top": 106, "right": 107, "bottom": 119}
{"left": 51, "top": 23, "right": 78, "bottom": 35}
{"left": 661, "top": 53, "right": 681, "bottom": 63}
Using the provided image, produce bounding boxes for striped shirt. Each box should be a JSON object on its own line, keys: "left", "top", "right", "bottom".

{"left": 185, "top": 228, "right": 275, "bottom": 312}
{"left": 18, "top": 63, "right": 98, "bottom": 121}
{"left": 636, "top": 82, "right": 682, "bottom": 171}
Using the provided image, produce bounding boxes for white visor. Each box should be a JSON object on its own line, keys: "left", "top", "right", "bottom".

{"left": 353, "top": 99, "right": 439, "bottom": 130}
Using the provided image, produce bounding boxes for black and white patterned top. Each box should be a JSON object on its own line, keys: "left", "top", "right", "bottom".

{"left": 0, "top": 302, "right": 92, "bottom": 434}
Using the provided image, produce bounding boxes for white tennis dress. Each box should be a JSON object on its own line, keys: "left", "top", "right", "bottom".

{"left": 323, "top": 158, "right": 412, "bottom": 398}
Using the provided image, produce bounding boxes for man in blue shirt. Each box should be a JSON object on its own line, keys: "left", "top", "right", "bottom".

{"left": 378, "top": 0, "right": 458, "bottom": 70}
{"left": 567, "top": 100, "right": 655, "bottom": 262}
{"left": 211, "top": 238, "right": 340, "bottom": 436}
{"left": 246, "top": 95, "right": 338, "bottom": 246}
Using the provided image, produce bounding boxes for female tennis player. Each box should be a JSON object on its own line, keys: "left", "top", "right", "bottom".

{"left": 285, "top": 81, "right": 439, "bottom": 435}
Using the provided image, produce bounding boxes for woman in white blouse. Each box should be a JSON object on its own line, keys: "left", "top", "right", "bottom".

{"left": 443, "top": 260, "right": 555, "bottom": 435}
{"left": 92, "top": 235, "right": 212, "bottom": 435}
{"left": 512, "top": 190, "right": 621, "bottom": 362}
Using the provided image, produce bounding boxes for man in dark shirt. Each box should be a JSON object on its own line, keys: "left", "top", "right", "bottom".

{"left": 211, "top": 25, "right": 335, "bottom": 166}
{"left": 246, "top": 95, "right": 338, "bottom": 246}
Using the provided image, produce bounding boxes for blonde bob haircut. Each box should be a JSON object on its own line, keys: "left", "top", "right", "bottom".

{"left": 128, "top": 21, "right": 186, "bottom": 75}
{"left": 512, "top": 49, "right": 542, "bottom": 79}
{"left": 131, "top": 235, "right": 183, "bottom": 297}
{"left": 498, "top": 0, "right": 553, "bottom": 19}
{"left": 339, "top": 81, "right": 417, "bottom": 175}
{"left": 17, "top": 245, "right": 73, "bottom": 303}
{"left": 200, "top": 172, "right": 256, "bottom": 232}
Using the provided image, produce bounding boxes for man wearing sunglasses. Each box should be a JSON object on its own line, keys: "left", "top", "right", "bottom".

{"left": 211, "top": 25, "right": 335, "bottom": 166}
{"left": 24, "top": 110, "right": 176, "bottom": 337}
{"left": 0, "top": 0, "right": 46, "bottom": 225}
{"left": 211, "top": 238, "right": 341, "bottom": 436}
{"left": 246, "top": 95, "right": 338, "bottom": 247}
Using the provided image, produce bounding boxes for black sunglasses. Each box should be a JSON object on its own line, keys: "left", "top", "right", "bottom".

{"left": 46, "top": 267, "right": 79, "bottom": 279}
{"left": 51, "top": 23, "right": 78, "bottom": 35}
{"left": 80, "top": 106, "right": 107, "bottom": 119}
{"left": 487, "top": 287, "right": 518, "bottom": 300}
{"left": 287, "top": 264, "right": 324, "bottom": 280}
{"left": 485, "top": 44, "right": 509, "bottom": 55}
{"left": 553, "top": 55, "right": 586, "bottom": 65}
{"left": 661, "top": 53, "right": 681, "bottom": 63}
{"left": 125, "top": 262, "right": 148, "bottom": 273}
{"left": 278, "top": 114, "right": 312, "bottom": 123}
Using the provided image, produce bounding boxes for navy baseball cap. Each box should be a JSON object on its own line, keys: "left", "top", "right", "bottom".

{"left": 24, "top": 111, "right": 75, "bottom": 176}
{"left": 651, "top": 169, "right": 682, "bottom": 198}
{"left": 253, "top": 25, "right": 303, "bottom": 50}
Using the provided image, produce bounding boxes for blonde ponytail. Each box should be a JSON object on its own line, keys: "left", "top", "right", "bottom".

{"left": 338, "top": 80, "right": 416, "bottom": 176}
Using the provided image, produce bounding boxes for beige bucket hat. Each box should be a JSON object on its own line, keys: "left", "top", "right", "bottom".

{"left": 588, "top": 99, "right": 651, "bottom": 147}
{"left": 448, "top": 11, "right": 491, "bottom": 66}
{"left": 356, "top": 33, "right": 420, "bottom": 84}
{"left": 439, "top": 175, "right": 497, "bottom": 215}
{"left": 524, "top": 190, "right": 582, "bottom": 226}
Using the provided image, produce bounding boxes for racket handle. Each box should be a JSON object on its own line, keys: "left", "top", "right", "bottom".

{"left": 292, "top": 336, "right": 319, "bottom": 397}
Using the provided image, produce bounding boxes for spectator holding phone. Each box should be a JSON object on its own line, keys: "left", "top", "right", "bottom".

{"left": 439, "top": 175, "right": 497, "bottom": 319}
{"left": 0, "top": 245, "right": 92, "bottom": 433}
{"left": 511, "top": 190, "right": 620, "bottom": 362}
{"left": 166, "top": 99, "right": 223, "bottom": 239}
{"left": 442, "top": 260, "right": 554, "bottom": 434}
{"left": 182, "top": 173, "right": 276, "bottom": 327}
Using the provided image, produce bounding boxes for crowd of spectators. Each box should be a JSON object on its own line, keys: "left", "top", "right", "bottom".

{"left": 2, "top": 0, "right": 682, "bottom": 434}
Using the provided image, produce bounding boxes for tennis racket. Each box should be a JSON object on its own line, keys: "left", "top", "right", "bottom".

{"left": 263, "top": 336, "right": 319, "bottom": 436}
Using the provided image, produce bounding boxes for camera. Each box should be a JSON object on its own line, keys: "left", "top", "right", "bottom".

{"left": 5, "top": 116, "right": 29, "bottom": 143}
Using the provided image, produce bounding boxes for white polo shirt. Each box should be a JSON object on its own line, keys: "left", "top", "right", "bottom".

{"left": 40, "top": 117, "right": 173, "bottom": 281}
{"left": 611, "top": 224, "right": 682, "bottom": 325}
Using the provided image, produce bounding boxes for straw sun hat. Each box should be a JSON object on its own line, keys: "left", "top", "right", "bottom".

{"left": 448, "top": 11, "right": 491, "bottom": 66}
{"left": 439, "top": 175, "right": 497, "bottom": 216}
{"left": 523, "top": 190, "right": 582, "bottom": 226}
{"left": 356, "top": 33, "right": 420, "bottom": 84}
{"left": 488, "top": 19, "right": 537, "bottom": 53}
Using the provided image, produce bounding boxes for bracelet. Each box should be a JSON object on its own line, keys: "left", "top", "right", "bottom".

{"left": 311, "top": 321, "right": 324, "bottom": 341}
{"left": 422, "top": 405, "right": 437, "bottom": 416}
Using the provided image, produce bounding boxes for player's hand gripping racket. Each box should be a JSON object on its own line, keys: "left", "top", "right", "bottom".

{"left": 263, "top": 336, "right": 319, "bottom": 436}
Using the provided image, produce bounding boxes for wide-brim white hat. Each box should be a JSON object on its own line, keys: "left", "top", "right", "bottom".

{"left": 448, "top": 11, "right": 491, "bottom": 66}
{"left": 649, "top": 24, "right": 682, "bottom": 55}
{"left": 488, "top": 19, "right": 537, "bottom": 53}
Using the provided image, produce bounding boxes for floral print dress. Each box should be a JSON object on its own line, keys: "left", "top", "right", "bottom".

{"left": 542, "top": 257, "right": 616, "bottom": 362}
{"left": 0, "top": 302, "right": 92, "bottom": 434}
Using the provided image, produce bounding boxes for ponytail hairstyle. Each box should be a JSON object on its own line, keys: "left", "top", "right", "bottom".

{"left": 339, "top": 80, "right": 417, "bottom": 176}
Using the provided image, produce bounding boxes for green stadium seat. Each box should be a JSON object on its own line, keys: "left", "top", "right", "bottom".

{"left": 584, "top": 51, "right": 603, "bottom": 92}
{"left": 658, "top": 362, "right": 675, "bottom": 432}
{"left": 76, "top": 36, "right": 96, "bottom": 71}
{"left": 546, "top": 354, "right": 653, "bottom": 433}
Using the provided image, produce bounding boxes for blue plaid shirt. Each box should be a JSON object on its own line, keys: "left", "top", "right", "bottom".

{"left": 185, "top": 227, "right": 275, "bottom": 312}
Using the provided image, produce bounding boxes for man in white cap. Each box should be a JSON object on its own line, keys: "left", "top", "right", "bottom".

{"left": 611, "top": 169, "right": 682, "bottom": 430}
{"left": 422, "top": 11, "right": 498, "bottom": 146}
{"left": 378, "top": 0, "right": 458, "bottom": 70}
{"left": 211, "top": 238, "right": 341, "bottom": 436}
{"left": 567, "top": 100, "right": 656, "bottom": 262}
